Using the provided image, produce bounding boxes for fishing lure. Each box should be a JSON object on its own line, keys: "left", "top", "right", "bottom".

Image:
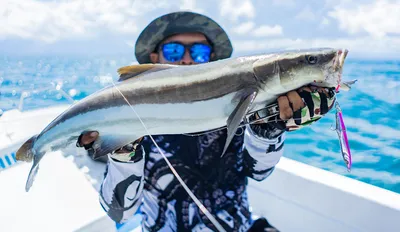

{"left": 333, "top": 101, "right": 352, "bottom": 171}
{"left": 250, "top": 99, "right": 353, "bottom": 172}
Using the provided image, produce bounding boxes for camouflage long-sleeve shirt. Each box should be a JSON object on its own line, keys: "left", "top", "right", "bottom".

{"left": 99, "top": 124, "right": 285, "bottom": 231}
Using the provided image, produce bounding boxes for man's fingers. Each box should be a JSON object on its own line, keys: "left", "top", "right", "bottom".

{"left": 287, "top": 91, "right": 305, "bottom": 112}
{"left": 278, "top": 96, "right": 293, "bottom": 120}
{"left": 300, "top": 86, "right": 312, "bottom": 92}
{"left": 309, "top": 86, "right": 329, "bottom": 96}
{"left": 81, "top": 131, "right": 99, "bottom": 145}
{"left": 318, "top": 87, "right": 329, "bottom": 96}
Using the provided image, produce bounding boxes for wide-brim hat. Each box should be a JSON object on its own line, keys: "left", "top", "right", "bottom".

{"left": 135, "top": 11, "right": 233, "bottom": 64}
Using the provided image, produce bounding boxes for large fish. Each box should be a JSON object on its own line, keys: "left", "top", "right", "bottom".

{"left": 16, "top": 48, "right": 349, "bottom": 192}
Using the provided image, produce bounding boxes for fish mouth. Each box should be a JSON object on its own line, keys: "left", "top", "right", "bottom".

{"left": 334, "top": 49, "right": 348, "bottom": 71}
{"left": 333, "top": 49, "right": 348, "bottom": 91}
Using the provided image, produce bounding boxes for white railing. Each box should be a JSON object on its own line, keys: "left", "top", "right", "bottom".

{"left": 17, "top": 82, "right": 75, "bottom": 112}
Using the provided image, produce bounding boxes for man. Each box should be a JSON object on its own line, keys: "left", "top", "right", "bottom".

{"left": 77, "top": 11, "right": 335, "bottom": 231}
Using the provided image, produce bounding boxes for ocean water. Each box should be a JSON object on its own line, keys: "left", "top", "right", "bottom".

{"left": 1, "top": 55, "right": 399, "bottom": 194}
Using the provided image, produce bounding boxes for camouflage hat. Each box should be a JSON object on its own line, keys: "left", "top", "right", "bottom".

{"left": 135, "top": 11, "right": 233, "bottom": 64}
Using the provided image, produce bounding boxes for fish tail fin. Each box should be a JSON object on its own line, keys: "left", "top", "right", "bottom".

{"left": 15, "top": 134, "right": 40, "bottom": 192}
{"left": 16, "top": 135, "right": 38, "bottom": 163}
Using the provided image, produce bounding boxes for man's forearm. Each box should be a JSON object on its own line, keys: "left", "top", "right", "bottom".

{"left": 243, "top": 123, "right": 285, "bottom": 181}
{"left": 99, "top": 147, "right": 146, "bottom": 223}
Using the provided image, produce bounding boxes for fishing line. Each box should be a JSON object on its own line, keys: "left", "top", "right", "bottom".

{"left": 111, "top": 81, "right": 226, "bottom": 232}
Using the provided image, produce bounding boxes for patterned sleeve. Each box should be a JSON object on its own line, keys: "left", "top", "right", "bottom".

{"left": 242, "top": 86, "right": 335, "bottom": 180}
{"left": 98, "top": 146, "right": 146, "bottom": 223}
{"left": 243, "top": 123, "right": 285, "bottom": 181}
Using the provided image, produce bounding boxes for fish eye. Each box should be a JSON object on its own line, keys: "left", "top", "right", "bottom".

{"left": 306, "top": 55, "right": 318, "bottom": 64}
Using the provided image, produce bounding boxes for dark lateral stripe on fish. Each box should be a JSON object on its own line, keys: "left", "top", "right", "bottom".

{"left": 39, "top": 69, "right": 257, "bottom": 135}
{"left": 39, "top": 50, "right": 339, "bottom": 136}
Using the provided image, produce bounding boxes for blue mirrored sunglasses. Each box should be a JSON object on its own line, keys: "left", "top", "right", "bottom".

{"left": 161, "top": 42, "right": 212, "bottom": 63}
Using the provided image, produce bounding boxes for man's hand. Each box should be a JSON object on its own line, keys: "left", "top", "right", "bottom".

{"left": 76, "top": 131, "right": 144, "bottom": 162}
{"left": 277, "top": 86, "right": 336, "bottom": 131}
{"left": 77, "top": 131, "right": 99, "bottom": 148}
{"left": 252, "top": 85, "right": 336, "bottom": 133}
{"left": 277, "top": 89, "right": 306, "bottom": 121}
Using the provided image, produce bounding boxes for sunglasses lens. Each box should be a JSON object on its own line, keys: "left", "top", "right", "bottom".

{"left": 190, "top": 44, "right": 211, "bottom": 63}
{"left": 162, "top": 43, "right": 185, "bottom": 62}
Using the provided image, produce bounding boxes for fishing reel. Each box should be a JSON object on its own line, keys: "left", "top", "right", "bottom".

{"left": 243, "top": 103, "right": 280, "bottom": 126}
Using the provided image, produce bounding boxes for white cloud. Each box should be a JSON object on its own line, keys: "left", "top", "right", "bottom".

{"left": 253, "top": 25, "right": 283, "bottom": 37}
{"left": 1, "top": 0, "right": 399, "bottom": 59}
{"left": 321, "top": 17, "right": 330, "bottom": 26}
{"left": 272, "top": 0, "right": 296, "bottom": 7}
{"left": 180, "top": 0, "right": 203, "bottom": 13}
{"left": 295, "top": 6, "right": 316, "bottom": 21}
{"left": 180, "top": 0, "right": 196, "bottom": 9}
{"left": 233, "top": 22, "right": 283, "bottom": 37}
{"left": 324, "top": 0, "right": 363, "bottom": 9}
{"left": 219, "top": 0, "right": 255, "bottom": 22}
{"left": 329, "top": 0, "right": 400, "bottom": 37}
{"left": 233, "top": 21, "right": 255, "bottom": 35}
{"left": 0, "top": 0, "right": 169, "bottom": 42}
{"left": 232, "top": 38, "right": 300, "bottom": 52}
{"left": 232, "top": 36, "right": 400, "bottom": 59}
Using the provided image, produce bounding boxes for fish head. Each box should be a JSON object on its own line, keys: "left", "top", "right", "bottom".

{"left": 253, "top": 48, "right": 348, "bottom": 91}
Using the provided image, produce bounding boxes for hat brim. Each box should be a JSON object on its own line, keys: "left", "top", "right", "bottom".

{"left": 135, "top": 11, "right": 233, "bottom": 64}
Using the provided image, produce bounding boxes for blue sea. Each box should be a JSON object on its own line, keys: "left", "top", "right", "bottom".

{"left": 1, "top": 55, "right": 399, "bottom": 194}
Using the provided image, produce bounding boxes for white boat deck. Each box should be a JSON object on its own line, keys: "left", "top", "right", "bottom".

{"left": 1, "top": 105, "right": 400, "bottom": 232}
{"left": 0, "top": 152, "right": 115, "bottom": 232}
{"left": 248, "top": 158, "right": 400, "bottom": 232}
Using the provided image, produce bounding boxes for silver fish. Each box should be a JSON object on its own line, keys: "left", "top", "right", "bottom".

{"left": 16, "top": 48, "right": 348, "bottom": 192}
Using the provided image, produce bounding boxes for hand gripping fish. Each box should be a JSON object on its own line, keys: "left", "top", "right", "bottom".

{"left": 16, "top": 48, "right": 350, "bottom": 194}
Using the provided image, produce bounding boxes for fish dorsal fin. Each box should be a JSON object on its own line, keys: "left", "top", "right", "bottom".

{"left": 117, "top": 64, "right": 178, "bottom": 81}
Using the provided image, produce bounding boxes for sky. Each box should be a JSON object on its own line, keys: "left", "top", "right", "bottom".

{"left": 1, "top": 0, "right": 400, "bottom": 60}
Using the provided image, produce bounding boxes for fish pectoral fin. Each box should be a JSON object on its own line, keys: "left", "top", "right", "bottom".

{"left": 89, "top": 135, "right": 139, "bottom": 161}
{"left": 117, "top": 64, "right": 180, "bottom": 81}
{"left": 222, "top": 90, "right": 258, "bottom": 157}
